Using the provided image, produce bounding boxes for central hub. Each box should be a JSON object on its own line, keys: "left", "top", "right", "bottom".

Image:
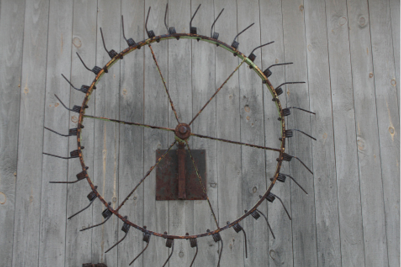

{"left": 175, "top": 123, "right": 191, "bottom": 140}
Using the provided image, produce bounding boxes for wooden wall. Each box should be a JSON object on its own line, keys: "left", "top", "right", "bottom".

{"left": 0, "top": 0, "right": 399, "bottom": 266}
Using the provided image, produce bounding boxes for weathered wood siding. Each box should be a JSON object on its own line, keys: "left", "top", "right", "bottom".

{"left": 0, "top": 0, "right": 399, "bottom": 266}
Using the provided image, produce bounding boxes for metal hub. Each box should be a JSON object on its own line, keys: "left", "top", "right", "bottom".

{"left": 175, "top": 123, "right": 191, "bottom": 140}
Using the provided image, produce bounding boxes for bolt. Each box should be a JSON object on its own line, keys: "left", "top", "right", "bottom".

{"left": 179, "top": 126, "right": 188, "bottom": 134}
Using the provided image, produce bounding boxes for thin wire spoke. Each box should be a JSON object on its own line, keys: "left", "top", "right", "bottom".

{"left": 116, "top": 140, "right": 177, "bottom": 211}
{"left": 184, "top": 140, "right": 220, "bottom": 229}
{"left": 148, "top": 44, "right": 180, "bottom": 124}
{"left": 84, "top": 114, "right": 175, "bottom": 132}
{"left": 190, "top": 132, "right": 282, "bottom": 153}
{"left": 189, "top": 58, "right": 246, "bottom": 125}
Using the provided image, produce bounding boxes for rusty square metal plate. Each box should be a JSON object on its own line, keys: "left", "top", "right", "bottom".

{"left": 156, "top": 149, "right": 207, "bottom": 200}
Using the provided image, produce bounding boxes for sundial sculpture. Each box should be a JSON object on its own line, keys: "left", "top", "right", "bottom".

{"left": 44, "top": 4, "right": 315, "bottom": 266}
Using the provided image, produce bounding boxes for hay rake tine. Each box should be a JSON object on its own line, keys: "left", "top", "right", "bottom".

{"left": 80, "top": 202, "right": 113, "bottom": 232}
{"left": 189, "top": 4, "right": 201, "bottom": 34}
{"left": 105, "top": 217, "right": 131, "bottom": 253}
{"left": 262, "top": 62, "right": 293, "bottom": 78}
{"left": 274, "top": 173, "right": 308, "bottom": 194}
{"left": 44, "top": 126, "right": 77, "bottom": 137}
{"left": 164, "top": 4, "right": 176, "bottom": 35}
{"left": 129, "top": 228, "right": 151, "bottom": 266}
{"left": 254, "top": 209, "right": 275, "bottom": 239}
{"left": 283, "top": 106, "right": 316, "bottom": 116}
{"left": 43, "top": 150, "right": 80, "bottom": 160}
{"left": 76, "top": 52, "right": 104, "bottom": 75}
{"left": 121, "top": 15, "right": 137, "bottom": 47}
{"left": 286, "top": 129, "right": 316, "bottom": 141}
{"left": 210, "top": 8, "right": 224, "bottom": 40}
{"left": 280, "top": 153, "right": 314, "bottom": 175}
{"left": 145, "top": 7, "right": 155, "bottom": 38}
{"left": 54, "top": 94, "right": 87, "bottom": 113}
{"left": 248, "top": 41, "right": 275, "bottom": 63}
{"left": 162, "top": 235, "right": 174, "bottom": 267}
{"left": 261, "top": 193, "right": 292, "bottom": 220}
{"left": 271, "top": 81, "right": 305, "bottom": 98}
{"left": 100, "top": 27, "right": 118, "bottom": 59}
{"left": 68, "top": 186, "right": 98, "bottom": 220}
{"left": 230, "top": 222, "right": 248, "bottom": 258}
{"left": 61, "top": 73, "right": 92, "bottom": 94}
{"left": 208, "top": 230, "right": 223, "bottom": 267}
{"left": 187, "top": 234, "right": 199, "bottom": 267}
{"left": 231, "top": 23, "right": 254, "bottom": 50}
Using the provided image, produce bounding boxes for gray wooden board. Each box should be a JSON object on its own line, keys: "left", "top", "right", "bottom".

{"left": 304, "top": 0, "right": 342, "bottom": 266}
{"left": 92, "top": 1, "right": 121, "bottom": 265}
{"left": 167, "top": 0, "right": 194, "bottom": 265}
{"left": 324, "top": 0, "right": 366, "bottom": 265}
{"left": 118, "top": 0, "right": 145, "bottom": 266}
{"left": 367, "top": 0, "right": 400, "bottom": 265}
{"left": 39, "top": 0, "right": 73, "bottom": 266}
{"left": 0, "top": 1, "right": 25, "bottom": 267}
{"left": 281, "top": 0, "right": 318, "bottom": 266}
{"left": 190, "top": 0, "right": 220, "bottom": 265}
{"left": 260, "top": 0, "right": 294, "bottom": 266}
{"left": 347, "top": 0, "right": 389, "bottom": 266}
{"left": 65, "top": 1, "right": 98, "bottom": 266}
{"left": 12, "top": 0, "right": 49, "bottom": 266}
{"left": 143, "top": 0, "right": 169, "bottom": 266}
{"left": 389, "top": 0, "right": 400, "bottom": 113}
{"left": 214, "top": 0, "right": 244, "bottom": 265}
{"left": 237, "top": 1, "right": 269, "bottom": 266}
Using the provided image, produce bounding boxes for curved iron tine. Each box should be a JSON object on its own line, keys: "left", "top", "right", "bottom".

{"left": 44, "top": 126, "right": 72, "bottom": 137}
{"left": 105, "top": 216, "right": 130, "bottom": 253}
{"left": 54, "top": 94, "right": 81, "bottom": 113}
{"left": 121, "top": 15, "right": 137, "bottom": 47}
{"left": 210, "top": 8, "right": 224, "bottom": 39}
{"left": 164, "top": 3, "right": 169, "bottom": 31}
{"left": 282, "top": 174, "right": 308, "bottom": 194}
{"left": 247, "top": 41, "right": 275, "bottom": 62}
{"left": 61, "top": 74, "right": 78, "bottom": 90}
{"left": 288, "top": 106, "right": 316, "bottom": 115}
{"left": 190, "top": 4, "right": 201, "bottom": 34}
{"left": 276, "top": 81, "right": 305, "bottom": 90}
{"left": 129, "top": 228, "right": 151, "bottom": 266}
{"left": 230, "top": 222, "right": 248, "bottom": 258}
{"left": 61, "top": 74, "right": 91, "bottom": 94}
{"left": 231, "top": 23, "right": 254, "bottom": 50}
{"left": 80, "top": 202, "right": 113, "bottom": 231}
{"left": 217, "top": 238, "right": 223, "bottom": 267}
{"left": 162, "top": 238, "right": 174, "bottom": 267}
{"left": 288, "top": 154, "right": 313, "bottom": 175}
{"left": 100, "top": 27, "right": 109, "bottom": 53}
{"left": 49, "top": 179, "right": 80, "bottom": 184}
{"left": 274, "top": 194, "right": 292, "bottom": 220}
{"left": 105, "top": 231, "right": 128, "bottom": 253}
{"left": 255, "top": 209, "right": 275, "bottom": 239}
{"left": 208, "top": 229, "right": 223, "bottom": 267}
{"left": 290, "top": 129, "right": 316, "bottom": 141}
{"left": 145, "top": 6, "right": 155, "bottom": 38}
{"left": 76, "top": 52, "right": 91, "bottom": 72}
{"left": 262, "top": 62, "right": 293, "bottom": 77}
{"left": 50, "top": 166, "right": 88, "bottom": 184}
{"left": 68, "top": 186, "right": 98, "bottom": 219}
{"left": 43, "top": 152, "right": 76, "bottom": 160}
{"left": 187, "top": 234, "right": 198, "bottom": 267}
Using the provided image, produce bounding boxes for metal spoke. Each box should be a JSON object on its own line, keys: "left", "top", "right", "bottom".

{"left": 184, "top": 140, "right": 220, "bottom": 228}
{"left": 116, "top": 140, "right": 177, "bottom": 211}
{"left": 148, "top": 44, "right": 180, "bottom": 124}
{"left": 83, "top": 114, "right": 175, "bottom": 132}
{"left": 190, "top": 132, "right": 282, "bottom": 153}
{"left": 189, "top": 58, "right": 246, "bottom": 125}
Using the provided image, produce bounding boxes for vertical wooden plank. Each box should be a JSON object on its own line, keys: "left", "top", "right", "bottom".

{"left": 214, "top": 0, "right": 244, "bottom": 265}
{"left": 237, "top": 0, "right": 269, "bottom": 266}
{"left": 0, "top": 1, "right": 25, "bottom": 266}
{"left": 12, "top": 0, "right": 50, "bottom": 266}
{"left": 65, "top": 1, "right": 98, "bottom": 266}
{"left": 143, "top": 1, "right": 169, "bottom": 266}
{"left": 303, "top": 1, "right": 342, "bottom": 266}
{"left": 260, "top": 0, "right": 294, "bottom": 266}
{"left": 118, "top": 0, "right": 145, "bottom": 266}
{"left": 389, "top": 0, "right": 399, "bottom": 111}
{"left": 92, "top": 1, "right": 121, "bottom": 265}
{"left": 324, "top": 0, "right": 365, "bottom": 265}
{"left": 281, "top": 0, "right": 318, "bottom": 266}
{"left": 346, "top": 0, "right": 389, "bottom": 266}
{"left": 190, "top": 1, "right": 219, "bottom": 266}
{"left": 39, "top": 0, "right": 73, "bottom": 266}
{"left": 367, "top": 0, "right": 400, "bottom": 266}
{"left": 167, "top": 1, "right": 194, "bottom": 266}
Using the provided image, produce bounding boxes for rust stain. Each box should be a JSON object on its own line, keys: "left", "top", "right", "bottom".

{"left": 0, "top": 192, "right": 6, "bottom": 204}
{"left": 386, "top": 101, "right": 395, "bottom": 142}
{"left": 244, "top": 105, "right": 250, "bottom": 112}
{"left": 23, "top": 79, "right": 29, "bottom": 95}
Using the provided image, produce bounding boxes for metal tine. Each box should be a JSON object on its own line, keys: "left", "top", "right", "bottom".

{"left": 186, "top": 233, "right": 198, "bottom": 267}
{"left": 76, "top": 52, "right": 103, "bottom": 74}
{"left": 100, "top": 27, "right": 118, "bottom": 59}
{"left": 121, "top": 15, "right": 137, "bottom": 47}
{"left": 208, "top": 229, "right": 223, "bottom": 267}
{"left": 275, "top": 194, "right": 291, "bottom": 220}
{"left": 261, "top": 193, "right": 292, "bottom": 220}
{"left": 276, "top": 81, "right": 305, "bottom": 90}
{"left": 43, "top": 152, "right": 78, "bottom": 160}
{"left": 80, "top": 202, "right": 113, "bottom": 231}
{"left": 263, "top": 62, "right": 293, "bottom": 77}
{"left": 54, "top": 94, "right": 86, "bottom": 113}
{"left": 282, "top": 153, "right": 313, "bottom": 175}
{"left": 164, "top": 4, "right": 176, "bottom": 35}
{"left": 229, "top": 222, "right": 248, "bottom": 258}
{"left": 210, "top": 8, "right": 224, "bottom": 39}
{"left": 145, "top": 7, "right": 155, "bottom": 38}
{"left": 247, "top": 41, "right": 275, "bottom": 63}
{"left": 105, "top": 216, "right": 131, "bottom": 253}
{"left": 189, "top": 4, "right": 201, "bottom": 34}
{"left": 231, "top": 23, "right": 255, "bottom": 50}
{"left": 282, "top": 173, "right": 308, "bottom": 194}
{"left": 50, "top": 166, "right": 88, "bottom": 184}
{"left": 255, "top": 209, "right": 275, "bottom": 239}
{"left": 44, "top": 126, "right": 74, "bottom": 137}
{"left": 68, "top": 186, "right": 98, "bottom": 219}
{"left": 287, "top": 106, "right": 316, "bottom": 115}
{"left": 289, "top": 129, "right": 316, "bottom": 141}
{"left": 272, "top": 81, "right": 306, "bottom": 99}
{"left": 129, "top": 227, "right": 151, "bottom": 266}
{"left": 61, "top": 74, "right": 92, "bottom": 94}
{"left": 162, "top": 235, "right": 174, "bottom": 267}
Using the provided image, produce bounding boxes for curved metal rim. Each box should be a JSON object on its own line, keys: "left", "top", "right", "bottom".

{"left": 76, "top": 32, "right": 287, "bottom": 240}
